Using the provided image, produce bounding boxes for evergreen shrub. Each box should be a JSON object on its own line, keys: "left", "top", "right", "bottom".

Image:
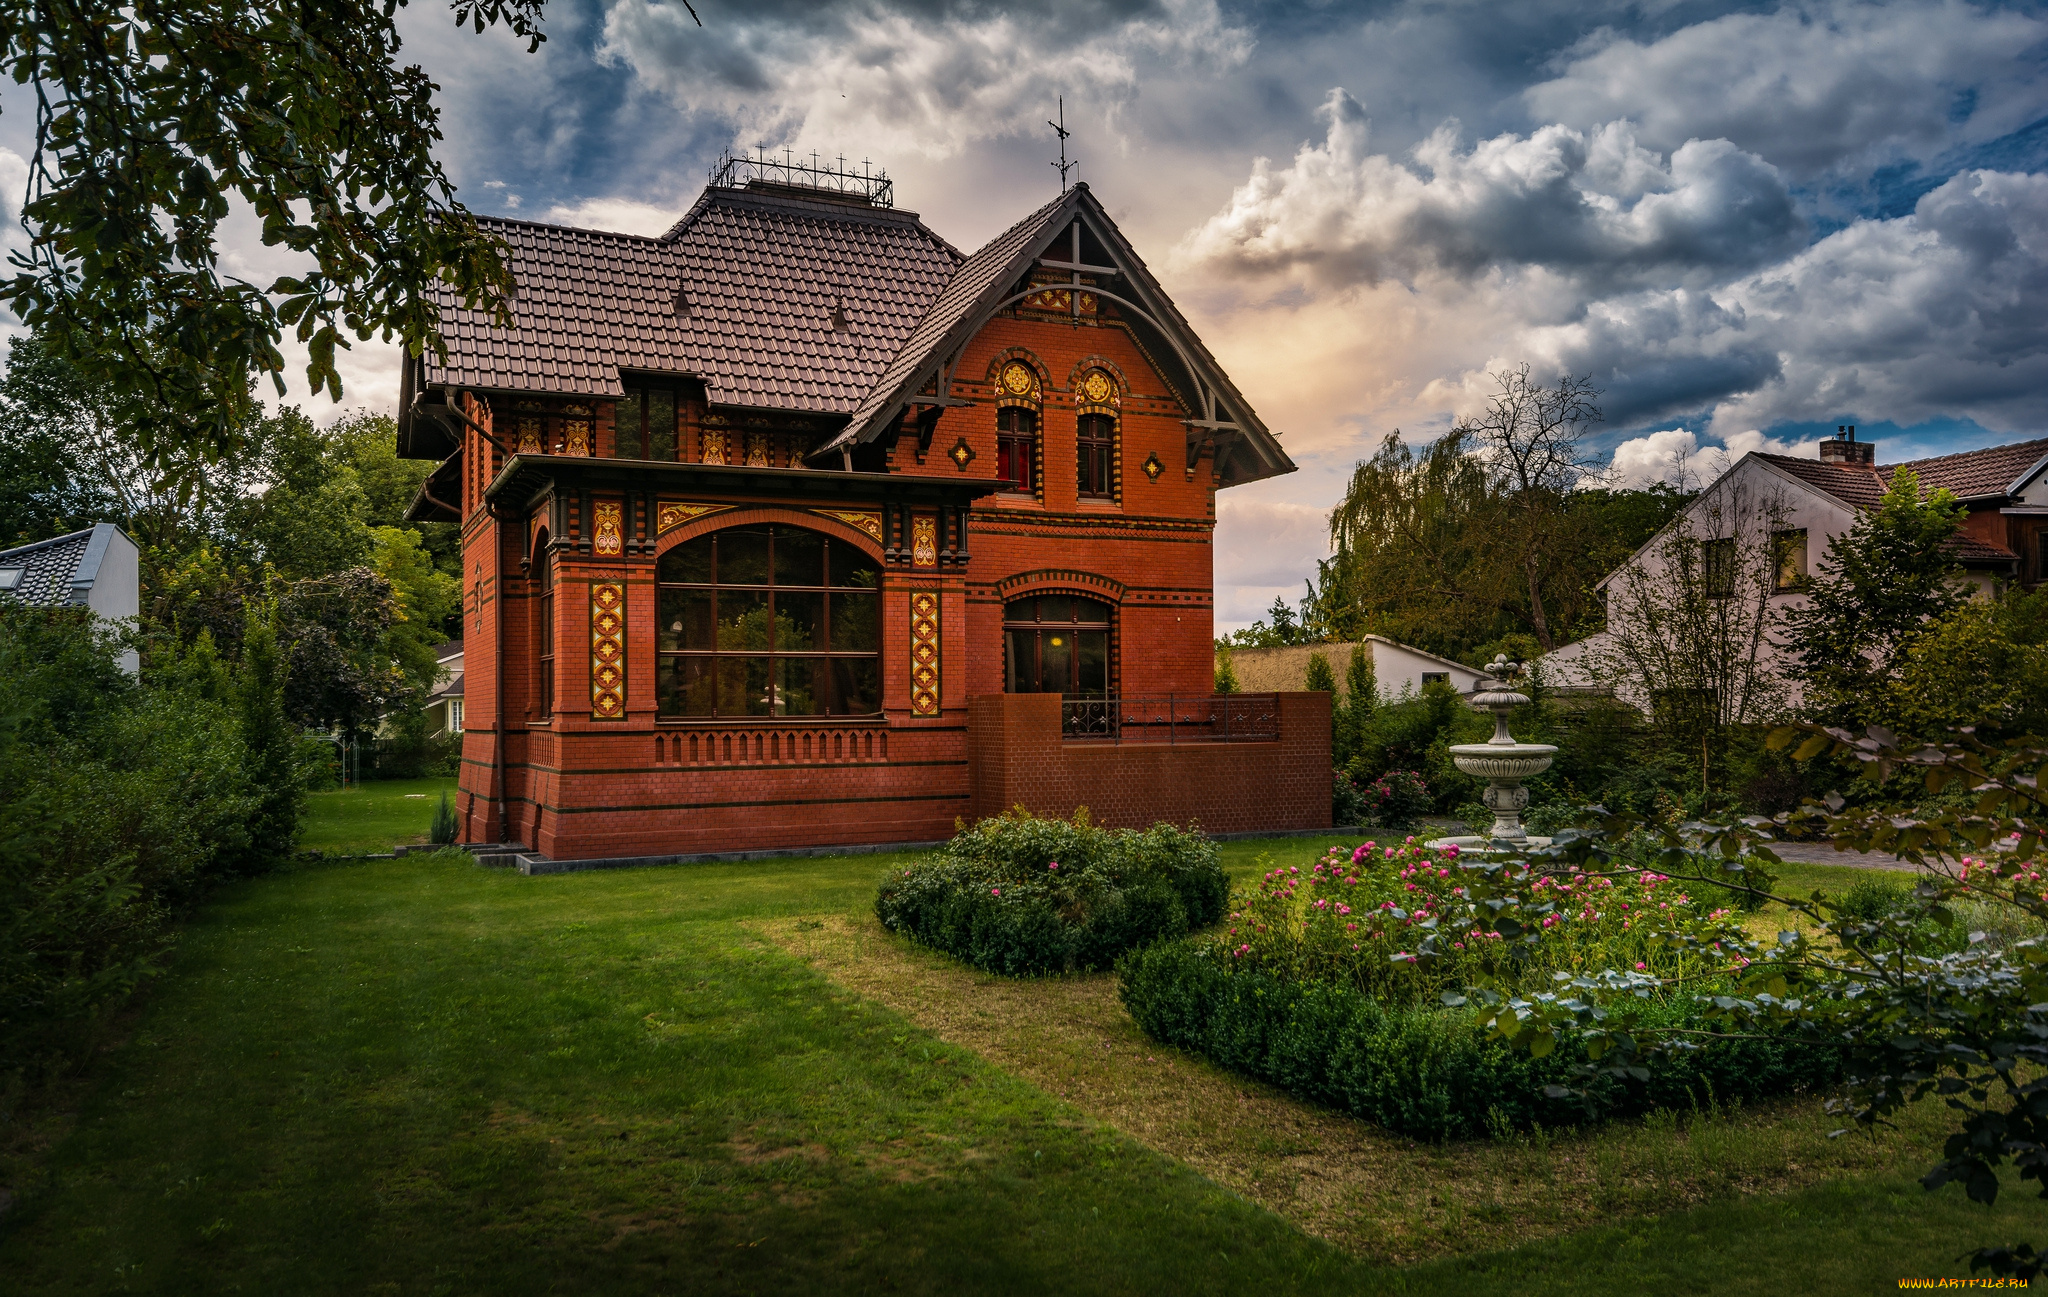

{"left": 1332, "top": 770, "right": 1366, "bottom": 827}
{"left": 1, "top": 606, "right": 298, "bottom": 1077}
{"left": 429, "top": 791, "right": 459, "bottom": 845}
{"left": 875, "top": 809, "right": 1227, "bottom": 976}
{"left": 1118, "top": 940, "right": 1844, "bottom": 1141}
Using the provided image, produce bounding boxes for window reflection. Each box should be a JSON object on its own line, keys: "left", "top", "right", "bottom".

{"left": 1002, "top": 594, "right": 1111, "bottom": 695}
{"left": 656, "top": 525, "right": 883, "bottom": 717}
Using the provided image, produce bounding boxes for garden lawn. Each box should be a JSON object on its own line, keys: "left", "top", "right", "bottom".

{"left": 0, "top": 840, "right": 2037, "bottom": 1294}
{"left": 298, "top": 776, "right": 458, "bottom": 855}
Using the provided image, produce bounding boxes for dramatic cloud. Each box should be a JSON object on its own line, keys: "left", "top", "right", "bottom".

{"left": 1213, "top": 497, "right": 1332, "bottom": 626}
{"left": 1526, "top": 0, "right": 2048, "bottom": 178}
{"left": 1509, "top": 169, "right": 2048, "bottom": 434}
{"left": 1179, "top": 89, "right": 1802, "bottom": 291}
{"left": 596, "top": 0, "right": 1250, "bottom": 162}
{"left": 166, "top": 0, "right": 2048, "bottom": 625}
{"left": 543, "top": 196, "right": 680, "bottom": 236}
{"left": 1604, "top": 426, "right": 1815, "bottom": 489}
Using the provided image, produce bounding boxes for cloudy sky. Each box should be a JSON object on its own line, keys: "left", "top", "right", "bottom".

{"left": 9, "top": 0, "right": 2046, "bottom": 628}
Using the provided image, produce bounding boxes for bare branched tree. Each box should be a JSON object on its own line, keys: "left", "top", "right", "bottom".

{"left": 1454, "top": 364, "right": 1603, "bottom": 651}
{"left": 1589, "top": 476, "right": 1791, "bottom": 799}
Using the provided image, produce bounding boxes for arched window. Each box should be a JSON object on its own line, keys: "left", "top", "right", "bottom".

{"left": 1077, "top": 414, "right": 1115, "bottom": 498}
{"left": 1003, "top": 595, "right": 1111, "bottom": 695}
{"left": 533, "top": 544, "right": 554, "bottom": 720}
{"left": 996, "top": 407, "right": 1037, "bottom": 492}
{"left": 657, "top": 524, "right": 881, "bottom": 717}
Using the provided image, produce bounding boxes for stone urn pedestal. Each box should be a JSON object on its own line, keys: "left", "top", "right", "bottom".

{"left": 1437, "top": 655, "right": 1556, "bottom": 853}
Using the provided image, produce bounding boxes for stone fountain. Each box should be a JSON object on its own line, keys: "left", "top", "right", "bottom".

{"left": 1439, "top": 654, "right": 1557, "bottom": 850}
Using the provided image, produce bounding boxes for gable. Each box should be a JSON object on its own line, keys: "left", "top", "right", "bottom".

{"left": 1593, "top": 455, "right": 1853, "bottom": 592}
{"left": 815, "top": 184, "right": 1294, "bottom": 490}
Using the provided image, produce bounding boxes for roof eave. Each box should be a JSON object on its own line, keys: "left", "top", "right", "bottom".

{"left": 825, "top": 185, "right": 1295, "bottom": 490}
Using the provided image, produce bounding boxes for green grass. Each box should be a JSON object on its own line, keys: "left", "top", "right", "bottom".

{"left": 299, "top": 777, "right": 458, "bottom": 855}
{"left": 0, "top": 834, "right": 2038, "bottom": 1293}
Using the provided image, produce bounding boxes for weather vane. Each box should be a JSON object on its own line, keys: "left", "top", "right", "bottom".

{"left": 1050, "top": 97, "right": 1077, "bottom": 192}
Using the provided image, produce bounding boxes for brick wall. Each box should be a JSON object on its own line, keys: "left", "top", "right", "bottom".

{"left": 449, "top": 290, "right": 1267, "bottom": 859}
{"left": 967, "top": 692, "right": 1331, "bottom": 834}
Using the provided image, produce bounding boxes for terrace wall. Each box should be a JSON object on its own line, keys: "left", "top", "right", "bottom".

{"left": 967, "top": 691, "right": 1330, "bottom": 835}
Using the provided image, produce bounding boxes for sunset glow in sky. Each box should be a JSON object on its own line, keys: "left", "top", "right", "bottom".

{"left": 6, "top": 0, "right": 2042, "bottom": 629}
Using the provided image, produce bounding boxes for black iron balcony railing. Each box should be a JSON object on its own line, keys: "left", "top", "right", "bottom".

{"left": 1059, "top": 693, "right": 1280, "bottom": 744}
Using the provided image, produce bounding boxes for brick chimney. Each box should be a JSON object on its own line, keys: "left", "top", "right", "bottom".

{"left": 1819, "top": 424, "right": 1875, "bottom": 465}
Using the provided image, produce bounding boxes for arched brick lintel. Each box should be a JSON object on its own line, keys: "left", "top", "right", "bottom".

{"left": 651, "top": 505, "right": 886, "bottom": 565}
{"left": 995, "top": 567, "right": 1128, "bottom": 606}
{"left": 984, "top": 346, "right": 1052, "bottom": 392}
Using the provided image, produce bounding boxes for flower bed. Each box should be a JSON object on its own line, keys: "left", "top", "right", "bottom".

{"left": 1117, "top": 837, "right": 1843, "bottom": 1139}
{"left": 874, "top": 809, "right": 1227, "bottom": 976}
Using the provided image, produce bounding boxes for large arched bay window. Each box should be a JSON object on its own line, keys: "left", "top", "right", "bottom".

{"left": 658, "top": 525, "right": 881, "bottom": 717}
{"left": 1004, "top": 595, "right": 1110, "bottom": 695}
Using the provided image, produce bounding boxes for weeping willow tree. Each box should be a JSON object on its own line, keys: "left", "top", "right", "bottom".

{"left": 1310, "top": 368, "right": 1685, "bottom": 662}
{"left": 1307, "top": 430, "right": 1512, "bottom": 658}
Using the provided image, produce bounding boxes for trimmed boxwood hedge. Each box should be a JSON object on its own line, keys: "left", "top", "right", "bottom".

{"left": 875, "top": 811, "right": 1227, "bottom": 976}
{"left": 1118, "top": 939, "right": 1847, "bottom": 1141}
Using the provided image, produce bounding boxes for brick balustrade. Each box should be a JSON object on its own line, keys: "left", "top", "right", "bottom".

{"left": 652, "top": 725, "right": 890, "bottom": 767}
{"left": 967, "top": 691, "right": 1331, "bottom": 834}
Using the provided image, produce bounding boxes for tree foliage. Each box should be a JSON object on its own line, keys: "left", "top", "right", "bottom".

{"left": 0, "top": 1, "right": 550, "bottom": 453}
{"left": 0, "top": 605, "right": 298, "bottom": 1076}
{"left": 1780, "top": 469, "right": 1969, "bottom": 731}
{"left": 1453, "top": 364, "right": 1603, "bottom": 650}
{"left": 1312, "top": 407, "right": 1687, "bottom": 662}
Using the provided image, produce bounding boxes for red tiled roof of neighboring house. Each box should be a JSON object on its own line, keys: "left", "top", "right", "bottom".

{"left": 1755, "top": 455, "right": 1892, "bottom": 509}
{"left": 1754, "top": 448, "right": 2029, "bottom": 563}
{"left": 1952, "top": 532, "right": 2020, "bottom": 561}
{"left": 1758, "top": 438, "right": 2048, "bottom": 512}
{"left": 420, "top": 185, "right": 963, "bottom": 413}
{"left": 1891, "top": 436, "right": 2048, "bottom": 500}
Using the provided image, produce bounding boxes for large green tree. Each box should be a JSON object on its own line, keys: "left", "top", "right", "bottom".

{"left": 1311, "top": 424, "right": 1687, "bottom": 662}
{"left": 0, "top": 0, "right": 547, "bottom": 454}
{"left": 1779, "top": 468, "right": 1969, "bottom": 730}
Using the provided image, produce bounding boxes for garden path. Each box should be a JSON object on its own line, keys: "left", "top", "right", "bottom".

{"left": 1769, "top": 844, "right": 1917, "bottom": 871}
{"left": 758, "top": 914, "right": 1953, "bottom": 1265}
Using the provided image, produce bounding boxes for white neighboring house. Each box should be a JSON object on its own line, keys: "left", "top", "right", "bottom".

{"left": 1222, "top": 635, "right": 1490, "bottom": 698}
{"left": 0, "top": 523, "right": 141, "bottom": 674}
{"left": 1543, "top": 429, "right": 2041, "bottom": 698}
{"left": 425, "top": 640, "right": 463, "bottom": 737}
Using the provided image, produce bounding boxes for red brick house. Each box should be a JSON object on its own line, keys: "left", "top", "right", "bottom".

{"left": 399, "top": 159, "right": 1328, "bottom": 862}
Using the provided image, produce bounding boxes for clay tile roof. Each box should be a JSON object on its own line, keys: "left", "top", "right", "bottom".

{"left": 420, "top": 185, "right": 963, "bottom": 413}
{"left": 841, "top": 191, "right": 1070, "bottom": 433}
{"left": 1889, "top": 436, "right": 2048, "bottom": 500}
{"left": 1754, "top": 452, "right": 2021, "bottom": 563}
{"left": 1952, "top": 532, "right": 2020, "bottom": 561}
{"left": 1754, "top": 454, "right": 1891, "bottom": 509}
{"left": 1759, "top": 438, "right": 2048, "bottom": 512}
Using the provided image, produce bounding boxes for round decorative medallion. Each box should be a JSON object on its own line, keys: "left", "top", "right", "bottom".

{"left": 1081, "top": 370, "right": 1114, "bottom": 404}
{"left": 1001, "top": 363, "right": 1036, "bottom": 396}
